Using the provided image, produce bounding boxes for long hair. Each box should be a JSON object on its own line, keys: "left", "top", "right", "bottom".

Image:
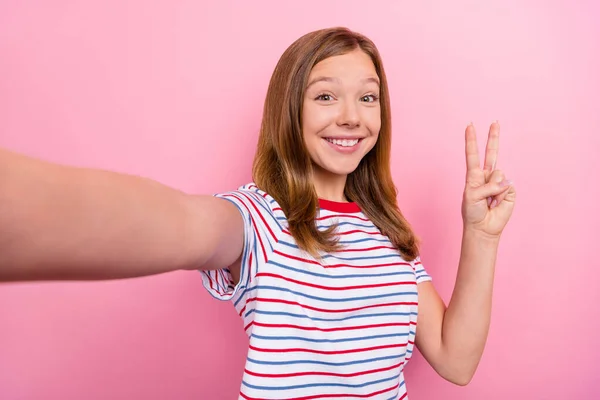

{"left": 252, "top": 27, "right": 419, "bottom": 261}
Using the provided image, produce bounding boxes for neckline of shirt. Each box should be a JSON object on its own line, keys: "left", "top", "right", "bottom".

{"left": 318, "top": 198, "right": 361, "bottom": 213}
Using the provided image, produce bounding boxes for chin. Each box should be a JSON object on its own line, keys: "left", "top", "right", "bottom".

{"left": 318, "top": 161, "right": 361, "bottom": 177}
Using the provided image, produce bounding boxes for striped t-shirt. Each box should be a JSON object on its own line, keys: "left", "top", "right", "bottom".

{"left": 201, "top": 183, "right": 432, "bottom": 400}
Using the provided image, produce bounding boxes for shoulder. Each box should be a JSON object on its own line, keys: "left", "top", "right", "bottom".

{"left": 214, "top": 182, "right": 285, "bottom": 227}
{"left": 215, "top": 183, "right": 270, "bottom": 208}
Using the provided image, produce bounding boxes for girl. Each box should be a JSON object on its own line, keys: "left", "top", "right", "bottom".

{"left": 0, "top": 27, "right": 516, "bottom": 399}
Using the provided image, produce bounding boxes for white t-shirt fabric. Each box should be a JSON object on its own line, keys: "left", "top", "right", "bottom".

{"left": 201, "top": 183, "right": 432, "bottom": 400}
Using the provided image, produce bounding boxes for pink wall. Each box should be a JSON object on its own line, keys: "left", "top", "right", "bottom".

{"left": 0, "top": 1, "right": 598, "bottom": 399}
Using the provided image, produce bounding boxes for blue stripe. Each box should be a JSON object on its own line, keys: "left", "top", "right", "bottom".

{"left": 233, "top": 289, "right": 247, "bottom": 308}
{"left": 383, "top": 380, "right": 405, "bottom": 400}
{"left": 247, "top": 285, "right": 418, "bottom": 303}
{"left": 242, "top": 372, "right": 399, "bottom": 391}
{"left": 201, "top": 196, "right": 254, "bottom": 303}
{"left": 277, "top": 218, "right": 375, "bottom": 228}
{"left": 246, "top": 309, "right": 416, "bottom": 322}
{"left": 198, "top": 271, "right": 229, "bottom": 301}
{"left": 234, "top": 286, "right": 250, "bottom": 308}
{"left": 251, "top": 332, "right": 411, "bottom": 343}
{"left": 243, "top": 190, "right": 284, "bottom": 233}
{"left": 222, "top": 189, "right": 283, "bottom": 239}
{"left": 321, "top": 252, "right": 399, "bottom": 261}
{"left": 338, "top": 236, "right": 391, "bottom": 244}
{"left": 233, "top": 210, "right": 257, "bottom": 308}
{"left": 268, "top": 260, "right": 414, "bottom": 280}
{"left": 316, "top": 221, "right": 377, "bottom": 229}
{"left": 246, "top": 352, "right": 406, "bottom": 367}
{"left": 272, "top": 231, "right": 394, "bottom": 247}
{"left": 278, "top": 241, "right": 400, "bottom": 262}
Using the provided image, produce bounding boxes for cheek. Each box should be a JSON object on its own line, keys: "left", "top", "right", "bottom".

{"left": 302, "top": 103, "right": 336, "bottom": 134}
{"left": 364, "top": 111, "right": 381, "bottom": 151}
{"left": 366, "top": 109, "right": 382, "bottom": 133}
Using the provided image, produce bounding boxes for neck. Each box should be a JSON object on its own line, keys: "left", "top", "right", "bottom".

{"left": 312, "top": 165, "right": 349, "bottom": 202}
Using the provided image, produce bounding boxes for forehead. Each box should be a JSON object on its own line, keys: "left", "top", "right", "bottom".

{"left": 308, "top": 49, "right": 378, "bottom": 80}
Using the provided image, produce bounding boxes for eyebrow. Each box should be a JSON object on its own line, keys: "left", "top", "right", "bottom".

{"left": 306, "top": 76, "right": 380, "bottom": 90}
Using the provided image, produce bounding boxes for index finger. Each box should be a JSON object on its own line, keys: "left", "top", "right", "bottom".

{"left": 465, "top": 123, "right": 480, "bottom": 172}
{"left": 483, "top": 121, "right": 500, "bottom": 171}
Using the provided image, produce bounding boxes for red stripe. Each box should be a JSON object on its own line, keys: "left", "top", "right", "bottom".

{"left": 333, "top": 228, "right": 380, "bottom": 236}
{"left": 238, "top": 304, "right": 246, "bottom": 317}
{"left": 405, "top": 342, "right": 415, "bottom": 362}
{"left": 316, "top": 213, "right": 370, "bottom": 222}
{"left": 247, "top": 252, "right": 253, "bottom": 283}
{"left": 244, "top": 361, "right": 404, "bottom": 378}
{"left": 249, "top": 342, "right": 406, "bottom": 355}
{"left": 240, "top": 382, "right": 399, "bottom": 400}
{"left": 335, "top": 245, "right": 397, "bottom": 253}
{"left": 207, "top": 271, "right": 226, "bottom": 296}
{"left": 252, "top": 320, "right": 414, "bottom": 332}
{"left": 255, "top": 272, "right": 415, "bottom": 291}
{"left": 207, "top": 271, "right": 214, "bottom": 291}
{"left": 283, "top": 228, "right": 380, "bottom": 236}
{"left": 412, "top": 259, "right": 422, "bottom": 272}
{"left": 237, "top": 194, "right": 269, "bottom": 263}
{"left": 246, "top": 297, "right": 417, "bottom": 313}
{"left": 273, "top": 249, "right": 411, "bottom": 269}
{"left": 239, "top": 191, "right": 278, "bottom": 243}
{"left": 218, "top": 269, "right": 227, "bottom": 292}
{"left": 222, "top": 193, "right": 268, "bottom": 263}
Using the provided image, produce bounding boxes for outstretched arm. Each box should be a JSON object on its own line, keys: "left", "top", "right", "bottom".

{"left": 0, "top": 148, "right": 244, "bottom": 281}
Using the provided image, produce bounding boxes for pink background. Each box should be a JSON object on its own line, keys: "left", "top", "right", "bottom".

{"left": 1, "top": 1, "right": 598, "bottom": 399}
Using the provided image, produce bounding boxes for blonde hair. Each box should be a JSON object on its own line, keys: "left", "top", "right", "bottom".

{"left": 252, "top": 27, "right": 419, "bottom": 261}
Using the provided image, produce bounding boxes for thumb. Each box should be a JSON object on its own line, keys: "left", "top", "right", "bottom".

{"left": 472, "top": 175, "right": 513, "bottom": 200}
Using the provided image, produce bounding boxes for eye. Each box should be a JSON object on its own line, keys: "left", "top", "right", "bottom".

{"left": 360, "top": 94, "right": 379, "bottom": 103}
{"left": 315, "top": 93, "right": 334, "bottom": 101}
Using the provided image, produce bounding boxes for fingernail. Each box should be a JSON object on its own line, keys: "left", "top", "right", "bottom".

{"left": 487, "top": 197, "right": 492, "bottom": 206}
{"left": 491, "top": 199, "right": 498, "bottom": 208}
{"left": 499, "top": 179, "right": 513, "bottom": 187}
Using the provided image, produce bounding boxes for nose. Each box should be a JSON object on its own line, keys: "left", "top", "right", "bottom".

{"left": 337, "top": 99, "right": 360, "bottom": 129}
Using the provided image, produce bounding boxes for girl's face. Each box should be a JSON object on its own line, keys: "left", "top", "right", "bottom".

{"left": 302, "top": 49, "right": 381, "bottom": 178}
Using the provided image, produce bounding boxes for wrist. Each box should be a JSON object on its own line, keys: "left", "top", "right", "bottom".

{"left": 463, "top": 225, "right": 502, "bottom": 245}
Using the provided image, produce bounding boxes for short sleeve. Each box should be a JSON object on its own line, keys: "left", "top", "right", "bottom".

{"left": 413, "top": 256, "right": 432, "bottom": 284}
{"left": 199, "top": 184, "right": 281, "bottom": 303}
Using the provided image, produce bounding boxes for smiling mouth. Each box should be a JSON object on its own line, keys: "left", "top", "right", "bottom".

{"left": 324, "top": 138, "right": 362, "bottom": 147}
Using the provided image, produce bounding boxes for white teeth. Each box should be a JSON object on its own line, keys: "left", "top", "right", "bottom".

{"left": 326, "top": 138, "right": 360, "bottom": 147}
